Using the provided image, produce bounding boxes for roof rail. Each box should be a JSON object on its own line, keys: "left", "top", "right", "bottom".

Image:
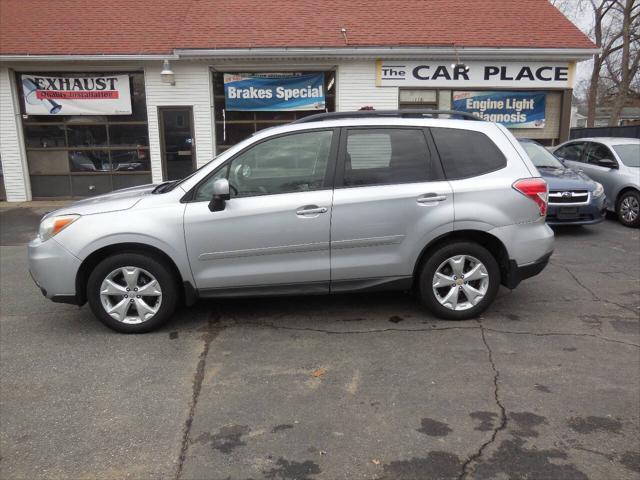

{"left": 292, "top": 109, "right": 483, "bottom": 124}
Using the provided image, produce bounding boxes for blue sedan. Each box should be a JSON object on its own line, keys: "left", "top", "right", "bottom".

{"left": 519, "top": 139, "right": 607, "bottom": 226}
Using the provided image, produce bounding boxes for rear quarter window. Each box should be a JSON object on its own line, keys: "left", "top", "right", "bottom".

{"left": 430, "top": 127, "right": 507, "bottom": 179}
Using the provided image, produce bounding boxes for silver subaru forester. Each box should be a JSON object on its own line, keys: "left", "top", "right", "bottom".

{"left": 29, "top": 111, "right": 554, "bottom": 333}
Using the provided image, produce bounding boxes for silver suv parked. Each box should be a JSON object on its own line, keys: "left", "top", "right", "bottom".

{"left": 29, "top": 111, "right": 554, "bottom": 333}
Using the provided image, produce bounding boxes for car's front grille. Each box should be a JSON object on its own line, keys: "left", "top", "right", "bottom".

{"left": 548, "top": 190, "right": 590, "bottom": 204}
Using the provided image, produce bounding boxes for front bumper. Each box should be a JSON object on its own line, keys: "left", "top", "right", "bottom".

{"left": 28, "top": 236, "right": 82, "bottom": 305}
{"left": 546, "top": 195, "right": 607, "bottom": 226}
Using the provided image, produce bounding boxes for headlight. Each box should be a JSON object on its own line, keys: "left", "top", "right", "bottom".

{"left": 592, "top": 182, "right": 604, "bottom": 197}
{"left": 38, "top": 214, "right": 80, "bottom": 241}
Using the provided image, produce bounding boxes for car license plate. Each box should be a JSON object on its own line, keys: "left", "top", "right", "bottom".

{"left": 558, "top": 207, "right": 579, "bottom": 219}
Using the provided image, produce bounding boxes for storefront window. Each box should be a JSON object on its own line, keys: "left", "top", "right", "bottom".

{"left": 66, "top": 125, "right": 108, "bottom": 147}
{"left": 18, "top": 72, "right": 151, "bottom": 198}
{"left": 23, "top": 125, "right": 66, "bottom": 148}
{"left": 212, "top": 71, "right": 336, "bottom": 154}
{"left": 109, "top": 124, "right": 149, "bottom": 146}
{"left": 399, "top": 89, "right": 438, "bottom": 110}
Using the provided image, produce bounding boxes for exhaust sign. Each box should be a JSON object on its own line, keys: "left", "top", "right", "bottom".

{"left": 21, "top": 74, "right": 132, "bottom": 115}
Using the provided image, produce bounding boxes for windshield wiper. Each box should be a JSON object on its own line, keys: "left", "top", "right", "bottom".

{"left": 152, "top": 180, "right": 178, "bottom": 194}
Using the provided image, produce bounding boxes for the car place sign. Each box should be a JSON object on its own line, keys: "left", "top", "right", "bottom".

{"left": 377, "top": 61, "right": 573, "bottom": 89}
{"left": 21, "top": 74, "right": 132, "bottom": 115}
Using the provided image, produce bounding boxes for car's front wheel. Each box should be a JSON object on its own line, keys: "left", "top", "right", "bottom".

{"left": 87, "top": 253, "right": 179, "bottom": 333}
{"left": 418, "top": 241, "right": 500, "bottom": 320}
{"left": 617, "top": 190, "right": 640, "bottom": 228}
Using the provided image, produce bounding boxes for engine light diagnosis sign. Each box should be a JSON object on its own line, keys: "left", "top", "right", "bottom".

{"left": 21, "top": 74, "right": 132, "bottom": 115}
{"left": 224, "top": 73, "right": 325, "bottom": 111}
{"left": 453, "top": 91, "right": 546, "bottom": 128}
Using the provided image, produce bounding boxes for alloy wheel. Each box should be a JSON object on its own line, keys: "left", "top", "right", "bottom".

{"left": 99, "top": 266, "right": 163, "bottom": 324}
{"left": 620, "top": 195, "right": 639, "bottom": 224}
{"left": 432, "top": 255, "right": 490, "bottom": 311}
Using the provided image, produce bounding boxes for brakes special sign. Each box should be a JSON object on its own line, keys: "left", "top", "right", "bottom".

{"left": 21, "top": 74, "right": 132, "bottom": 115}
{"left": 377, "top": 61, "right": 573, "bottom": 88}
{"left": 224, "top": 73, "right": 325, "bottom": 111}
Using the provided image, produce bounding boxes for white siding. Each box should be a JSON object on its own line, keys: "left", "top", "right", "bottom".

{"left": 337, "top": 61, "right": 398, "bottom": 111}
{"left": 143, "top": 61, "right": 214, "bottom": 183}
{"left": 0, "top": 67, "right": 30, "bottom": 201}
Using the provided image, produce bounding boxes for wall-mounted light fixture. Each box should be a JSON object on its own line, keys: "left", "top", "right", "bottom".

{"left": 450, "top": 44, "right": 469, "bottom": 73}
{"left": 160, "top": 60, "right": 175, "bottom": 85}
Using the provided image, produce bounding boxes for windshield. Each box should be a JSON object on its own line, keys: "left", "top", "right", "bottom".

{"left": 613, "top": 144, "right": 640, "bottom": 167}
{"left": 519, "top": 141, "right": 564, "bottom": 169}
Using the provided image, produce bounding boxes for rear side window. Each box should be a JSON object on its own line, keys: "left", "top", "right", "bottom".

{"left": 431, "top": 128, "right": 507, "bottom": 179}
{"left": 343, "top": 128, "right": 434, "bottom": 187}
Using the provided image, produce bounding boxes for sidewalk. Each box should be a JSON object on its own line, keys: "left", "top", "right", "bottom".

{"left": 0, "top": 202, "right": 69, "bottom": 246}
{"left": 0, "top": 200, "right": 71, "bottom": 209}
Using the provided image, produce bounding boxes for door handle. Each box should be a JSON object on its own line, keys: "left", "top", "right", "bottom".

{"left": 417, "top": 194, "right": 447, "bottom": 204}
{"left": 296, "top": 205, "right": 328, "bottom": 216}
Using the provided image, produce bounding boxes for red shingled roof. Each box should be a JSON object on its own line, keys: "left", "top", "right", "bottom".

{"left": 0, "top": 0, "right": 595, "bottom": 55}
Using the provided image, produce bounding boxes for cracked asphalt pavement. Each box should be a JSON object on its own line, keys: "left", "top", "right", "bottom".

{"left": 1, "top": 205, "right": 639, "bottom": 480}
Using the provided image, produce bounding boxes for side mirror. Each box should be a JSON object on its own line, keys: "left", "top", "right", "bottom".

{"left": 598, "top": 158, "right": 618, "bottom": 169}
{"left": 208, "top": 179, "right": 231, "bottom": 212}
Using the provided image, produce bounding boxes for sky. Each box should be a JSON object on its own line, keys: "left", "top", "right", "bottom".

{"left": 551, "top": 0, "right": 597, "bottom": 95}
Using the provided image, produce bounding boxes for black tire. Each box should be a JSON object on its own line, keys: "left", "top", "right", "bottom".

{"left": 616, "top": 190, "right": 640, "bottom": 228}
{"left": 87, "top": 253, "right": 179, "bottom": 333}
{"left": 418, "top": 241, "right": 500, "bottom": 320}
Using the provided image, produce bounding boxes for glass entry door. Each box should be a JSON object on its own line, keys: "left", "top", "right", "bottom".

{"left": 159, "top": 107, "right": 196, "bottom": 180}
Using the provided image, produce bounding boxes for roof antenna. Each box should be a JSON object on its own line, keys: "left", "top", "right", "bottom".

{"left": 340, "top": 27, "right": 348, "bottom": 45}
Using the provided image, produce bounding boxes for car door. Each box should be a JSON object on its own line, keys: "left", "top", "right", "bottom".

{"left": 330, "top": 127, "right": 453, "bottom": 285}
{"left": 554, "top": 141, "right": 587, "bottom": 171}
{"left": 581, "top": 142, "right": 620, "bottom": 196}
{"left": 183, "top": 128, "right": 337, "bottom": 293}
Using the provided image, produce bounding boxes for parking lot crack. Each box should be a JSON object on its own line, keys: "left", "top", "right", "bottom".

{"left": 232, "top": 320, "right": 480, "bottom": 335}
{"left": 483, "top": 327, "right": 640, "bottom": 348}
{"left": 552, "top": 261, "right": 639, "bottom": 316}
{"left": 458, "top": 320, "right": 508, "bottom": 480}
{"left": 175, "top": 310, "right": 223, "bottom": 480}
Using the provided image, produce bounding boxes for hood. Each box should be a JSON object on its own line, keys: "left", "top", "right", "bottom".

{"left": 46, "top": 184, "right": 156, "bottom": 218}
{"left": 537, "top": 166, "right": 596, "bottom": 191}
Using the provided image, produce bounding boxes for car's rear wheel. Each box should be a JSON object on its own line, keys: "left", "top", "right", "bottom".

{"left": 617, "top": 190, "right": 640, "bottom": 228}
{"left": 87, "top": 253, "right": 178, "bottom": 333}
{"left": 418, "top": 241, "right": 500, "bottom": 320}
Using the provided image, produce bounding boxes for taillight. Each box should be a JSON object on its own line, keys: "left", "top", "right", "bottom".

{"left": 513, "top": 178, "right": 548, "bottom": 216}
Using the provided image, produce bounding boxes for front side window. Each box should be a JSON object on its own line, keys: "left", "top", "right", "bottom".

{"left": 343, "top": 128, "right": 433, "bottom": 187}
{"left": 431, "top": 127, "right": 506, "bottom": 179}
{"left": 584, "top": 143, "right": 616, "bottom": 166}
{"left": 555, "top": 142, "right": 585, "bottom": 162}
{"left": 194, "top": 130, "right": 333, "bottom": 201}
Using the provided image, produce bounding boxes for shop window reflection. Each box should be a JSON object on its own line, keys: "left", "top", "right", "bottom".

{"left": 69, "top": 150, "right": 110, "bottom": 172}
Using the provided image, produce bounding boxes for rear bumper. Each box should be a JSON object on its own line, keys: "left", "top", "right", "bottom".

{"left": 503, "top": 251, "right": 552, "bottom": 289}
